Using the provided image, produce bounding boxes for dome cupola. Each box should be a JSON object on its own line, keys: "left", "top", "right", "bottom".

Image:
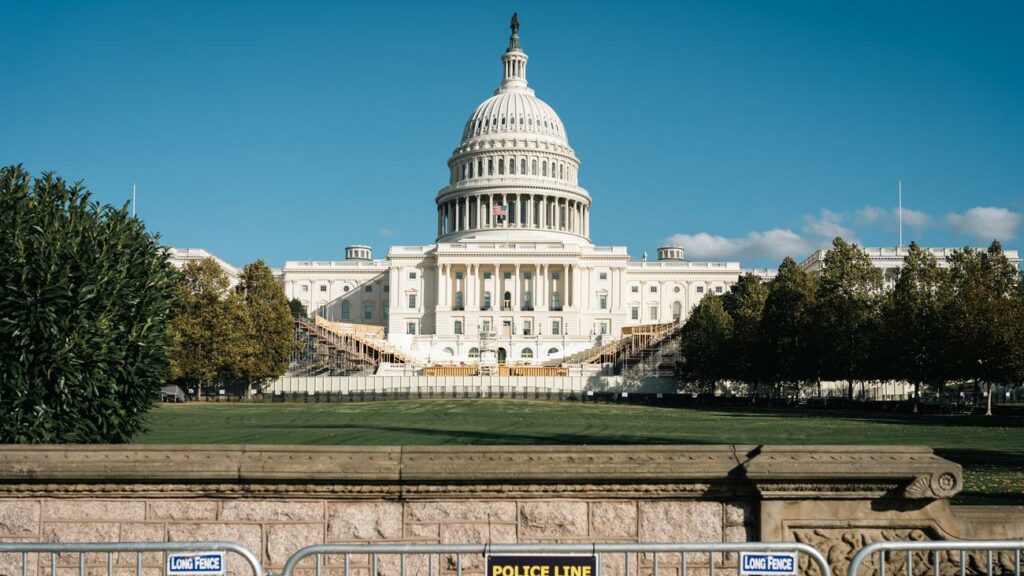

{"left": 435, "top": 14, "right": 592, "bottom": 245}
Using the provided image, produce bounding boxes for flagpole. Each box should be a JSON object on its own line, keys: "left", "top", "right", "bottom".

{"left": 898, "top": 179, "right": 903, "bottom": 248}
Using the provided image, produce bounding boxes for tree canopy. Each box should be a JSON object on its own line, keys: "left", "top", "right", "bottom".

{"left": 0, "top": 165, "right": 178, "bottom": 442}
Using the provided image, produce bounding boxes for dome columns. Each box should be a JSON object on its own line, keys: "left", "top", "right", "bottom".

{"left": 436, "top": 192, "right": 589, "bottom": 240}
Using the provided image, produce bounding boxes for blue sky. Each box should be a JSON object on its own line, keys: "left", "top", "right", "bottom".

{"left": 3, "top": 1, "right": 1022, "bottom": 268}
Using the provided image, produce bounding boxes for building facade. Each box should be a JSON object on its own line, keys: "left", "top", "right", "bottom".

{"left": 799, "top": 246, "right": 1022, "bottom": 288}
{"left": 275, "top": 22, "right": 754, "bottom": 366}
{"left": 169, "top": 20, "right": 1019, "bottom": 368}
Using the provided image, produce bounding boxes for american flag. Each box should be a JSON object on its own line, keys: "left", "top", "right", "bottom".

{"left": 492, "top": 203, "right": 508, "bottom": 218}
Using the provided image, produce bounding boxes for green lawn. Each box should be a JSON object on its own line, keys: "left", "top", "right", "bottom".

{"left": 137, "top": 399, "right": 1024, "bottom": 505}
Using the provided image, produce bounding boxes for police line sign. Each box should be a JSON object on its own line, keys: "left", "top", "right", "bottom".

{"left": 739, "top": 552, "right": 797, "bottom": 576}
{"left": 166, "top": 552, "right": 226, "bottom": 576}
{"left": 487, "top": 555, "right": 596, "bottom": 576}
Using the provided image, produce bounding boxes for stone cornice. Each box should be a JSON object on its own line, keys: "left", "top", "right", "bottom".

{"left": 0, "top": 444, "right": 961, "bottom": 501}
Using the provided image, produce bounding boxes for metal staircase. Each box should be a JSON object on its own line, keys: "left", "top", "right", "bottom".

{"left": 289, "top": 316, "right": 412, "bottom": 376}
{"left": 550, "top": 321, "right": 683, "bottom": 373}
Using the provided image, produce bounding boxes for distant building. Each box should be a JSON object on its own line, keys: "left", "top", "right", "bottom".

{"left": 799, "top": 246, "right": 1022, "bottom": 288}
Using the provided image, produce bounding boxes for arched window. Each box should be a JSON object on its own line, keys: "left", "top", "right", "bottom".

{"left": 469, "top": 162, "right": 474, "bottom": 178}
{"left": 509, "top": 157, "right": 516, "bottom": 174}
{"left": 443, "top": 347, "right": 455, "bottom": 356}
{"left": 483, "top": 291, "right": 492, "bottom": 310}
{"left": 503, "top": 291, "right": 512, "bottom": 310}
{"left": 469, "top": 347, "right": 480, "bottom": 359}
{"left": 521, "top": 158, "right": 527, "bottom": 174}
{"left": 559, "top": 164, "right": 564, "bottom": 179}
{"left": 521, "top": 348, "right": 534, "bottom": 359}
{"left": 488, "top": 159, "right": 494, "bottom": 175}
{"left": 547, "top": 347, "right": 560, "bottom": 355}
{"left": 551, "top": 291, "right": 561, "bottom": 310}
{"left": 531, "top": 159, "right": 537, "bottom": 175}
{"left": 341, "top": 300, "right": 350, "bottom": 320}
{"left": 477, "top": 160, "right": 483, "bottom": 175}
{"left": 542, "top": 161, "right": 547, "bottom": 177}
{"left": 673, "top": 301, "right": 682, "bottom": 321}
{"left": 498, "top": 158, "right": 504, "bottom": 175}
{"left": 455, "top": 291, "right": 464, "bottom": 309}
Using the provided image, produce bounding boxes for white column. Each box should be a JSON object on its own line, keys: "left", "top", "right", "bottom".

{"left": 514, "top": 263, "right": 521, "bottom": 310}
{"left": 572, "top": 263, "right": 581, "bottom": 309}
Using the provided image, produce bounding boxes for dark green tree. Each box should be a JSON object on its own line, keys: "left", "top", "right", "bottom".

{"left": 236, "top": 260, "right": 295, "bottom": 394}
{"left": 882, "top": 242, "right": 946, "bottom": 411}
{"left": 288, "top": 298, "right": 307, "bottom": 319}
{"left": 721, "top": 273, "right": 768, "bottom": 394}
{"left": 0, "top": 165, "right": 178, "bottom": 443}
{"left": 679, "top": 294, "right": 733, "bottom": 395}
{"left": 815, "top": 238, "right": 883, "bottom": 400}
{"left": 760, "top": 257, "right": 819, "bottom": 395}
{"left": 941, "top": 241, "right": 1020, "bottom": 415}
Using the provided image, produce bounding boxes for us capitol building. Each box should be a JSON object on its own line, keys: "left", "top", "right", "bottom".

{"left": 173, "top": 18, "right": 1015, "bottom": 369}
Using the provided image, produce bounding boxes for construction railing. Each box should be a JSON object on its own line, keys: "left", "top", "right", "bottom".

{"left": 0, "top": 541, "right": 264, "bottom": 576}
{"left": 848, "top": 540, "right": 1024, "bottom": 576}
{"left": 281, "top": 542, "right": 832, "bottom": 576}
{"left": 422, "top": 365, "right": 479, "bottom": 376}
{"left": 293, "top": 316, "right": 412, "bottom": 374}
{"left": 553, "top": 321, "right": 683, "bottom": 367}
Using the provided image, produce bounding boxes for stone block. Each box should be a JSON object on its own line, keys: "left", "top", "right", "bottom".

{"left": 221, "top": 501, "right": 323, "bottom": 522}
{"left": 590, "top": 502, "right": 637, "bottom": 538}
{"left": 326, "top": 502, "right": 402, "bottom": 541}
{"left": 638, "top": 502, "right": 722, "bottom": 543}
{"left": 266, "top": 523, "right": 324, "bottom": 568}
{"left": 724, "top": 502, "right": 751, "bottom": 527}
{"left": 165, "top": 523, "right": 263, "bottom": 563}
{"left": 44, "top": 500, "right": 146, "bottom": 522}
{"left": 42, "top": 521, "right": 121, "bottom": 566}
{"left": 405, "top": 523, "right": 440, "bottom": 539}
{"left": 406, "top": 501, "right": 516, "bottom": 523}
{"left": 147, "top": 501, "right": 218, "bottom": 521}
{"left": 0, "top": 500, "right": 40, "bottom": 536}
{"left": 117, "top": 522, "right": 166, "bottom": 566}
{"left": 440, "top": 523, "right": 517, "bottom": 570}
{"left": 518, "top": 501, "right": 588, "bottom": 539}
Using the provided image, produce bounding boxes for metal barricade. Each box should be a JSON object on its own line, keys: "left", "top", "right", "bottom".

{"left": 281, "top": 542, "right": 832, "bottom": 576}
{"left": 0, "top": 540, "right": 264, "bottom": 576}
{"left": 848, "top": 540, "right": 1024, "bottom": 576}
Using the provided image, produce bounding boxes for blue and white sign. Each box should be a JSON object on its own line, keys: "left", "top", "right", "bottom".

{"left": 167, "top": 553, "right": 226, "bottom": 576}
{"left": 739, "top": 552, "right": 797, "bottom": 576}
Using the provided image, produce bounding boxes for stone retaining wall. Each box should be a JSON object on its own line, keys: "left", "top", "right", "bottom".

{"left": 0, "top": 445, "right": 1016, "bottom": 575}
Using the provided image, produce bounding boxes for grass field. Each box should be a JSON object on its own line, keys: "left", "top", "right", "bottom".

{"left": 137, "top": 399, "right": 1024, "bottom": 505}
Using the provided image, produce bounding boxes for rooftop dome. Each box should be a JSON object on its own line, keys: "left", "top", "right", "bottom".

{"left": 435, "top": 14, "right": 591, "bottom": 245}
{"left": 462, "top": 90, "right": 567, "bottom": 143}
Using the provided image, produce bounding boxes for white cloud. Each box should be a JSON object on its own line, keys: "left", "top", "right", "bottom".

{"left": 855, "top": 205, "right": 931, "bottom": 230}
{"left": 803, "top": 209, "right": 857, "bottom": 242}
{"left": 378, "top": 227, "right": 395, "bottom": 237}
{"left": 946, "top": 207, "right": 1022, "bottom": 241}
{"left": 664, "top": 229, "right": 812, "bottom": 262}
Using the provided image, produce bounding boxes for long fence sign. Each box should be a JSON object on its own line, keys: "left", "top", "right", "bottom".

{"left": 739, "top": 552, "right": 798, "bottom": 576}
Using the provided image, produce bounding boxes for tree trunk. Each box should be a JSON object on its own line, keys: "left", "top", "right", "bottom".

{"left": 847, "top": 379, "right": 853, "bottom": 401}
{"left": 986, "top": 381, "right": 993, "bottom": 416}
{"left": 913, "top": 382, "right": 920, "bottom": 414}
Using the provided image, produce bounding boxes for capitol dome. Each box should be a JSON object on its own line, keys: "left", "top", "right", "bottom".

{"left": 435, "top": 14, "right": 591, "bottom": 245}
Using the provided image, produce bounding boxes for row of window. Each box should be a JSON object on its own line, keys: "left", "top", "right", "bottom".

{"left": 449, "top": 156, "right": 575, "bottom": 185}
{"left": 628, "top": 284, "right": 723, "bottom": 294}
{"left": 464, "top": 114, "right": 561, "bottom": 138}
{"left": 300, "top": 283, "right": 388, "bottom": 294}
{"left": 631, "top": 301, "right": 684, "bottom": 321}
{"left": 443, "top": 347, "right": 562, "bottom": 359}
{"left": 335, "top": 301, "right": 390, "bottom": 321}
